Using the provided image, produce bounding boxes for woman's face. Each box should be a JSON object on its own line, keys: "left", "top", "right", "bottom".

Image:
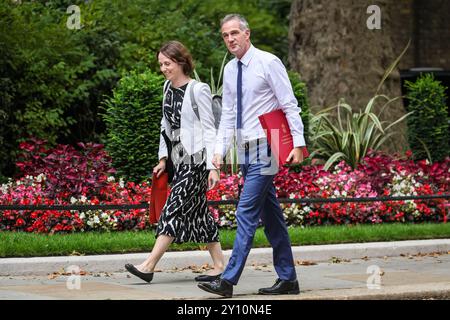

{"left": 158, "top": 52, "right": 184, "bottom": 81}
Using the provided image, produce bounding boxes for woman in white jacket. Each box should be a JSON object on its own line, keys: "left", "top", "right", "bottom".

{"left": 125, "top": 41, "right": 225, "bottom": 283}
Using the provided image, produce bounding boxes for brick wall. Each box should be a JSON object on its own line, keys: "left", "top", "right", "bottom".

{"left": 392, "top": 0, "right": 450, "bottom": 70}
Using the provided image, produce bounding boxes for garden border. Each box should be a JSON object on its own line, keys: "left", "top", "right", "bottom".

{"left": 0, "top": 194, "right": 448, "bottom": 211}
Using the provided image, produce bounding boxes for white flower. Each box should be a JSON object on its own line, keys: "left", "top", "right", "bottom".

{"left": 334, "top": 190, "right": 340, "bottom": 197}
{"left": 107, "top": 176, "right": 115, "bottom": 182}
{"left": 399, "top": 181, "right": 407, "bottom": 190}
{"left": 119, "top": 178, "right": 125, "bottom": 188}
{"left": 93, "top": 216, "right": 100, "bottom": 224}
{"left": 70, "top": 197, "right": 77, "bottom": 204}
{"left": 80, "top": 195, "right": 87, "bottom": 203}
{"left": 79, "top": 212, "right": 85, "bottom": 220}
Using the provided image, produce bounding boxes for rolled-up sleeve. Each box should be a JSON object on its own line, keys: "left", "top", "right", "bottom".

{"left": 266, "top": 58, "right": 306, "bottom": 147}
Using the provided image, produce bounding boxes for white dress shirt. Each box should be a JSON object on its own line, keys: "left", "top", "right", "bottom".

{"left": 215, "top": 45, "right": 306, "bottom": 156}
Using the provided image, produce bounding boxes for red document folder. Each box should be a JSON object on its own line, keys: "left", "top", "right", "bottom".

{"left": 258, "top": 109, "right": 309, "bottom": 167}
{"left": 149, "top": 172, "right": 169, "bottom": 224}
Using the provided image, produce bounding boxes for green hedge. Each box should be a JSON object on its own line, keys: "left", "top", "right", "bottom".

{"left": 288, "top": 71, "right": 311, "bottom": 146}
{"left": 102, "top": 71, "right": 164, "bottom": 182}
{"left": 405, "top": 73, "right": 449, "bottom": 162}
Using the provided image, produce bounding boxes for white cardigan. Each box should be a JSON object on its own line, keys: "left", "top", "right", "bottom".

{"left": 158, "top": 80, "right": 217, "bottom": 170}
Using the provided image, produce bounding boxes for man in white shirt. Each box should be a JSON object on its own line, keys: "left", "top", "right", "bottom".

{"left": 198, "top": 14, "right": 305, "bottom": 298}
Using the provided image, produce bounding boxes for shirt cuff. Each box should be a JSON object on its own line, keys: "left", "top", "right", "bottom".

{"left": 158, "top": 151, "right": 168, "bottom": 161}
{"left": 293, "top": 135, "right": 306, "bottom": 148}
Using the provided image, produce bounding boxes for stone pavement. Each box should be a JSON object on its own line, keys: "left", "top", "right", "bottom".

{"left": 0, "top": 239, "right": 449, "bottom": 300}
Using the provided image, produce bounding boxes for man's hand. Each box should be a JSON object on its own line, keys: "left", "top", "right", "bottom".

{"left": 212, "top": 153, "right": 223, "bottom": 169}
{"left": 208, "top": 170, "right": 220, "bottom": 190}
{"left": 286, "top": 147, "right": 304, "bottom": 165}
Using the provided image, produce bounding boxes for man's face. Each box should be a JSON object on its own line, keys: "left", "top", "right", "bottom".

{"left": 221, "top": 19, "right": 250, "bottom": 59}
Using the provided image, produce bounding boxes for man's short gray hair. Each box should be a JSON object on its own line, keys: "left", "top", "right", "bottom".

{"left": 220, "top": 14, "right": 250, "bottom": 31}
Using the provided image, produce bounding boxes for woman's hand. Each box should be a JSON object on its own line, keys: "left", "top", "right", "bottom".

{"left": 212, "top": 153, "right": 223, "bottom": 169}
{"left": 153, "top": 158, "right": 166, "bottom": 178}
{"left": 208, "top": 169, "right": 220, "bottom": 190}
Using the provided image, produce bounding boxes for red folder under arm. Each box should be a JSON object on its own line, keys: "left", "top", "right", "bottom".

{"left": 258, "top": 109, "right": 309, "bottom": 167}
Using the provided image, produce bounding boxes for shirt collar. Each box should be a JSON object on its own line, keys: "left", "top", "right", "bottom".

{"left": 238, "top": 44, "right": 255, "bottom": 67}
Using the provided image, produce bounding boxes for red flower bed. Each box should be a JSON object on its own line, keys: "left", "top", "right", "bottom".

{"left": 1, "top": 139, "right": 448, "bottom": 233}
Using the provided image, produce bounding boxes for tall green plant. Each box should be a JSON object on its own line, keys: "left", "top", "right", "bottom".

{"left": 102, "top": 71, "right": 164, "bottom": 182}
{"left": 310, "top": 96, "right": 413, "bottom": 170}
{"left": 405, "top": 73, "right": 449, "bottom": 162}
{"left": 194, "top": 52, "right": 228, "bottom": 96}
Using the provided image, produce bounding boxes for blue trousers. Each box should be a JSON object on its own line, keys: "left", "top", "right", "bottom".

{"left": 222, "top": 139, "right": 297, "bottom": 285}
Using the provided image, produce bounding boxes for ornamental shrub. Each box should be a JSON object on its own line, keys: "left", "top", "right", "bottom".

{"left": 310, "top": 95, "right": 412, "bottom": 170}
{"left": 102, "top": 70, "right": 164, "bottom": 182}
{"left": 405, "top": 73, "right": 449, "bottom": 162}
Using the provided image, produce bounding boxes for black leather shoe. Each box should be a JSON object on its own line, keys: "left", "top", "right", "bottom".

{"left": 194, "top": 273, "right": 222, "bottom": 282}
{"left": 198, "top": 278, "right": 233, "bottom": 298}
{"left": 125, "top": 263, "right": 154, "bottom": 283}
{"left": 258, "top": 278, "right": 300, "bottom": 295}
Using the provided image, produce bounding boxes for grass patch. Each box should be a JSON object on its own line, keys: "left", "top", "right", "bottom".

{"left": 1, "top": 223, "right": 449, "bottom": 258}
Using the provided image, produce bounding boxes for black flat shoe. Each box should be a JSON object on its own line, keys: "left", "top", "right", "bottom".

{"left": 258, "top": 278, "right": 300, "bottom": 295}
{"left": 194, "top": 273, "right": 222, "bottom": 282}
{"left": 125, "top": 263, "right": 154, "bottom": 283}
{"left": 198, "top": 278, "right": 233, "bottom": 298}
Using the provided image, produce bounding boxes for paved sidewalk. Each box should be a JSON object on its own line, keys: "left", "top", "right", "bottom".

{"left": 0, "top": 239, "right": 449, "bottom": 300}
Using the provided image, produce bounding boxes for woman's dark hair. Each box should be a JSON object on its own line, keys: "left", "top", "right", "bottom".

{"left": 157, "top": 41, "right": 194, "bottom": 75}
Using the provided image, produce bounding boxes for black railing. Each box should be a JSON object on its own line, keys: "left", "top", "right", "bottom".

{"left": 0, "top": 194, "right": 448, "bottom": 211}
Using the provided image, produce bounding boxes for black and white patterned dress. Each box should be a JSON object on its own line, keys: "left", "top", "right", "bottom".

{"left": 156, "top": 83, "right": 219, "bottom": 244}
